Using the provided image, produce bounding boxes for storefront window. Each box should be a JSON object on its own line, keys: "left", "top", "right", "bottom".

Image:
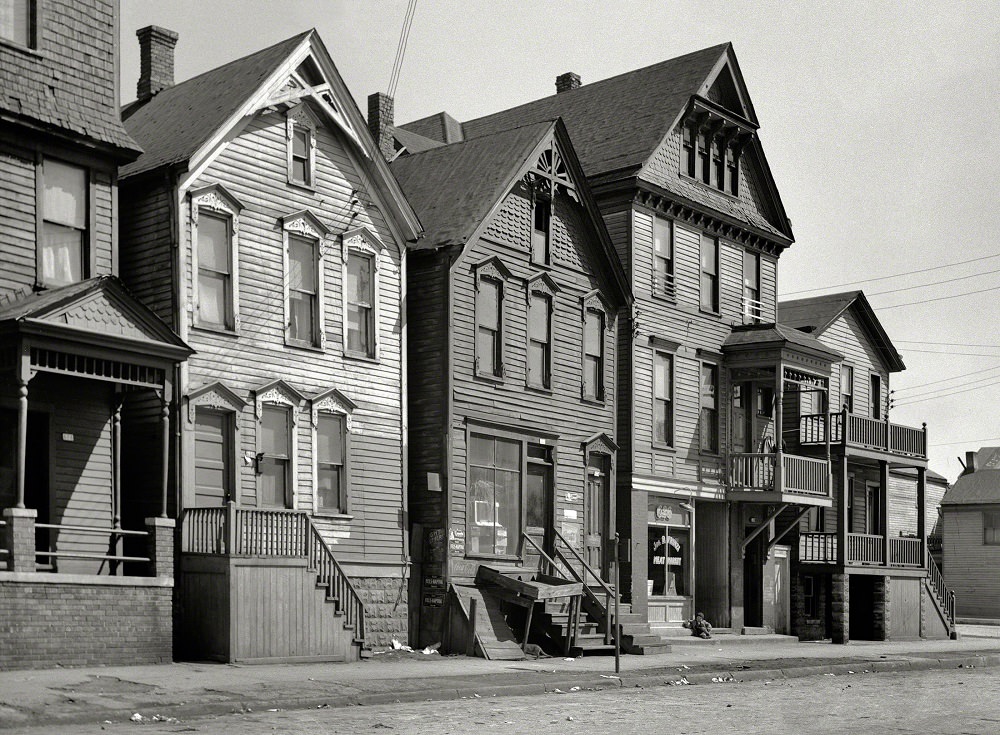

{"left": 647, "top": 499, "right": 692, "bottom": 598}
{"left": 469, "top": 434, "right": 520, "bottom": 555}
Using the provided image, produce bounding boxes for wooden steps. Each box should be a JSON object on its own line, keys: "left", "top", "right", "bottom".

{"left": 452, "top": 584, "right": 526, "bottom": 660}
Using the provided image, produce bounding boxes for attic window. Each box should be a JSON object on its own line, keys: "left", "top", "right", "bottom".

{"left": 680, "top": 98, "right": 754, "bottom": 197}
{"left": 296, "top": 58, "right": 324, "bottom": 87}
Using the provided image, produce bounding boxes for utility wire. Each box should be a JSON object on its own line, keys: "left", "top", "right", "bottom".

{"left": 895, "top": 364, "right": 1000, "bottom": 393}
{"left": 896, "top": 380, "right": 1000, "bottom": 406}
{"left": 930, "top": 436, "right": 1000, "bottom": 448}
{"left": 896, "top": 347, "right": 1000, "bottom": 357}
{"left": 875, "top": 283, "right": 1000, "bottom": 310}
{"left": 896, "top": 375, "right": 1000, "bottom": 403}
{"left": 387, "top": 0, "right": 417, "bottom": 98}
{"left": 867, "top": 269, "right": 1000, "bottom": 297}
{"left": 780, "top": 252, "right": 1000, "bottom": 297}
{"left": 896, "top": 340, "right": 1000, "bottom": 349}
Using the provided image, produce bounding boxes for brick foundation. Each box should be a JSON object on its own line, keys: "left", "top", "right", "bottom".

{"left": 354, "top": 575, "right": 409, "bottom": 648}
{"left": 831, "top": 573, "right": 849, "bottom": 644}
{"left": 872, "top": 575, "right": 890, "bottom": 640}
{"left": 0, "top": 579, "right": 173, "bottom": 670}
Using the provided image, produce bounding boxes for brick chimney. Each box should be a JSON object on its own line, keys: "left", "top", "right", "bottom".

{"left": 966, "top": 450, "right": 978, "bottom": 474}
{"left": 136, "top": 26, "right": 178, "bottom": 103}
{"left": 556, "top": 72, "right": 581, "bottom": 94}
{"left": 367, "top": 92, "right": 395, "bottom": 162}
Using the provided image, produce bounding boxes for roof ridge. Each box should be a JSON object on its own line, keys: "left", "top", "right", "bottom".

{"left": 395, "top": 119, "right": 555, "bottom": 161}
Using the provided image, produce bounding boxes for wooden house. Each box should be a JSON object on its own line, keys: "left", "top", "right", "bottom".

{"left": 0, "top": 0, "right": 192, "bottom": 669}
{"left": 940, "top": 447, "right": 1000, "bottom": 621}
{"left": 384, "top": 115, "right": 643, "bottom": 656}
{"left": 117, "top": 28, "right": 421, "bottom": 661}
{"left": 394, "top": 45, "right": 834, "bottom": 639}
{"left": 779, "top": 291, "right": 954, "bottom": 640}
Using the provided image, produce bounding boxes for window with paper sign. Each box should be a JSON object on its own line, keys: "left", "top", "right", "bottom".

{"left": 648, "top": 526, "right": 689, "bottom": 596}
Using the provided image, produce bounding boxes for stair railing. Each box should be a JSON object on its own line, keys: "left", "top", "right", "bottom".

{"left": 308, "top": 523, "right": 366, "bottom": 642}
{"left": 553, "top": 529, "right": 617, "bottom": 646}
{"left": 521, "top": 533, "right": 583, "bottom": 653}
{"left": 927, "top": 550, "right": 956, "bottom": 630}
{"left": 521, "top": 533, "right": 562, "bottom": 578}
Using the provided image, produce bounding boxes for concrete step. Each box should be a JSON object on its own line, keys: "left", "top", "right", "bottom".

{"left": 625, "top": 641, "right": 673, "bottom": 655}
{"left": 668, "top": 633, "right": 799, "bottom": 646}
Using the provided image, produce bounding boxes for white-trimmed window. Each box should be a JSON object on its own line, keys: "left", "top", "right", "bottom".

{"left": 700, "top": 233, "right": 719, "bottom": 313}
{"left": 342, "top": 228, "right": 384, "bottom": 359}
{"left": 282, "top": 211, "right": 329, "bottom": 347}
{"left": 287, "top": 106, "right": 316, "bottom": 187}
{"left": 191, "top": 184, "right": 243, "bottom": 331}
{"left": 652, "top": 217, "right": 674, "bottom": 299}
{"left": 39, "top": 158, "right": 89, "bottom": 287}
{"left": 700, "top": 362, "right": 719, "bottom": 453}
{"left": 582, "top": 296, "right": 606, "bottom": 402}
{"left": 311, "top": 388, "right": 356, "bottom": 516}
{"left": 653, "top": 351, "right": 673, "bottom": 447}
{"left": 0, "top": 0, "right": 35, "bottom": 48}
{"left": 254, "top": 381, "right": 304, "bottom": 509}
{"left": 743, "top": 249, "right": 761, "bottom": 323}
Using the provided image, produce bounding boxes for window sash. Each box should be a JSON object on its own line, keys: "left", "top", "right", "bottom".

{"left": 346, "top": 252, "right": 375, "bottom": 355}
{"left": 528, "top": 293, "right": 550, "bottom": 388}
{"left": 316, "top": 413, "right": 345, "bottom": 513}
{"left": 290, "top": 125, "right": 311, "bottom": 184}
{"left": 469, "top": 434, "right": 521, "bottom": 556}
{"left": 40, "top": 223, "right": 84, "bottom": 287}
{"left": 841, "top": 366, "right": 854, "bottom": 412}
{"left": 288, "top": 235, "right": 318, "bottom": 343}
{"left": 985, "top": 512, "right": 1000, "bottom": 545}
{"left": 531, "top": 199, "right": 550, "bottom": 264}
{"left": 476, "top": 278, "right": 502, "bottom": 376}
{"left": 700, "top": 235, "right": 719, "bottom": 312}
{"left": 700, "top": 364, "right": 719, "bottom": 452}
{"left": 0, "top": 0, "right": 32, "bottom": 46}
{"left": 654, "top": 352, "right": 673, "bottom": 446}
{"left": 197, "top": 211, "right": 232, "bottom": 328}
{"left": 653, "top": 218, "right": 674, "bottom": 297}
{"left": 40, "top": 159, "right": 88, "bottom": 286}
{"left": 583, "top": 309, "right": 604, "bottom": 399}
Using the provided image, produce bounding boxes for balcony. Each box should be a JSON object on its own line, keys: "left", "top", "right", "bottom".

{"left": 798, "top": 410, "right": 927, "bottom": 460}
{"left": 799, "top": 532, "right": 924, "bottom": 568}
{"left": 728, "top": 451, "right": 831, "bottom": 506}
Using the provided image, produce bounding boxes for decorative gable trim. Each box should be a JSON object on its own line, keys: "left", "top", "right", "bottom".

{"left": 281, "top": 209, "right": 331, "bottom": 240}
{"left": 190, "top": 182, "right": 245, "bottom": 219}
{"left": 310, "top": 387, "right": 357, "bottom": 431}
{"left": 253, "top": 379, "right": 306, "bottom": 420}
{"left": 343, "top": 225, "right": 385, "bottom": 256}
{"left": 186, "top": 380, "right": 247, "bottom": 424}
{"left": 584, "top": 431, "right": 619, "bottom": 456}
{"left": 581, "top": 288, "right": 613, "bottom": 327}
{"left": 471, "top": 255, "right": 513, "bottom": 283}
{"left": 526, "top": 271, "right": 560, "bottom": 303}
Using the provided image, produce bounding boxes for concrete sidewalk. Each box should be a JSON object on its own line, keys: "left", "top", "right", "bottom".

{"left": 1, "top": 627, "right": 998, "bottom": 729}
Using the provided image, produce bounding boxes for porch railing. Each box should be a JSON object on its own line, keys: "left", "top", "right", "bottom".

{"left": 799, "top": 532, "right": 837, "bottom": 563}
{"left": 799, "top": 532, "right": 927, "bottom": 569}
{"left": 798, "top": 411, "right": 927, "bottom": 459}
{"left": 888, "top": 537, "right": 923, "bottom": 567}
{"left": 729, "top": 452, "right": 829, "bottom": 497}
{"left": 847, "top": 533, "right": 884, "bottom": 565}
{"left": 927, "top": 551, "right": 956, "bottom": 627}
{"left": 309, "top": 524, "right": 366, "bottom": 641}
{"left": 33, "top": 523, "right": 150, "bottom": 570}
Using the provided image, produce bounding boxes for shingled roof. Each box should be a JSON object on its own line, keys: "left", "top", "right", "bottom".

{"left": 722, "top": 322, "right": 843, "bottom": 362}
{"left": 390, "top": 121, "right": 553, "bottom": 250}
{"left": 120, "top": 31, "right": 311, "bottom": 179}
{"left": 942, "top": 448, "right": 1000, "bottom": 505}
{"left": 778, "top": 291, "right": 906, "bottom": 372}
{"left": 457, "top": 44, "right": 729, "bottom": 179}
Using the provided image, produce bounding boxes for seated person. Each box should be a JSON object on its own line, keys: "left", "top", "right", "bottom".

{"left": 682, "top": 612, "right": 713, "bottom": 639}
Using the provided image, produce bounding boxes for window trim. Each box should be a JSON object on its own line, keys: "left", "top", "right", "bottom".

{"left": 281, "top": 210, "right": 330, "bottom": 349}
{"left": 652, "top": 349, "right": 675, "bottom": 449}
{"left": 984, "top": 511, "right": 1000, "bottom": 546}
{"left": 254, "top": 381, "right": 305, "bottom": 510}
{"left": 286, "top": 105, "right": 317, "bottom": 189}
{"left": 526, "top": 273, "right": 559, "bottom": 391}
{"left": 190, "top": 184, "right": 244, "bottom": 333}
{"left": 840, "top": 364, "right": 855, "bottom": 413}
{"left": 342, "top": 227, "right": 385, "bottom": 361}
{"left": 742, "top": 249, "right": 761, "bottom": 324}
{"left": 311, "top": 388, "right": 357, "bottom": 517}
{"left": 699, "top": 360, "right": 720, "bottom": 454}
{"left": 699, "top": 232, "right": 720, "bottom": 315}
{"left": 473, "top": 258, "right": 511, "bottom": 381}
{"left": 0, "top": 0, "right": 37, "bottom": 51}
{"left": 36, "top": 156, "right": 94, "bottom": 288}
{"left": 651, "top": 216, "right": 675, "bottom": 301}
{"left": 581, "top": 291, "right": 609, "bottom": 403}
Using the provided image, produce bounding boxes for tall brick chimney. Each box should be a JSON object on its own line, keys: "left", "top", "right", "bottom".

{"left": 367, "top": 92, "right": 396, "bottom": 162}
{"left": 556, "top": 72, "right": 581, "bottom": 94}
{"left": 136, "top": 25, "right": 178, "bottom": 103}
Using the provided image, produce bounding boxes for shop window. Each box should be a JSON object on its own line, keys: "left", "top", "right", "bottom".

{"left": 39, "top": 158, "right": 88, "bottom": 288}
{"left": 648, "top": 524, "right": 689, "bottom": 597}
{"left": 700, "top": 362, "right": 719, "bottom": 453}
{"left": 653, "top": 351, "right": 673, "bottom": 446}
{"left": 985, "top": 511, "right": 1000, "bottom": 545}
{"left": 468, "top": 434, "right": 520, "bottom": 556}
{"left": 700, "top": 233, "right": 719, "bottom": 313}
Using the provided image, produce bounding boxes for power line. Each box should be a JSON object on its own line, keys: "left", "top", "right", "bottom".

{"left": 875, "top": 283, "right": 1000, "bottom": 310}
{"left": 897, "top": 347, "right": 1000, "bottom": 357}
{"left": 895, "top": 379, "right": 1000, "bottom": 406}
{"left": 867, "top": 269, "right": 1000, "bottom": 297}
{"left": 896, "top": 340, "right": 1000, "bottom": 349}
{"left": 387, "top": 0, "right": 417, "bottom": 98}
{"left": 896, "top": 376, "right": 1000, "bottom": 404}
{"left": 930, "top": 436, "right": 1000, "bottom": 448}
{"left": 781, "top": 252, "right": 1000, "bottom": 297}
{"left": 895, "top": 364, "right": 1000, "bottom": 393}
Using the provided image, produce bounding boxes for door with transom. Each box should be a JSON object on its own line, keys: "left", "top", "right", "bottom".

{"left": 584, "top": 454, "right": 610, "bottom": 579}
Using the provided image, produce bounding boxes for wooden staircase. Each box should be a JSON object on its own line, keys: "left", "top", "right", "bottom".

{"left": 926, "top": 551, "right": 958, "bottom": 639}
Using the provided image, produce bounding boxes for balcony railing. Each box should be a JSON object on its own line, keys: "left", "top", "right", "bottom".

{"left": 652, "top": 271, "right": 676, "bottom": 300}
{"left": 729, "top": 452, "right": 830, "bottom": 498}
{"left": 742, "top": 296, "right": 764, "bottom": 324}
{"left": 798, "top": 410, "right": 927, "bottom": 459}
{"left": 799, "top": 532, "right": 925, "bottom": 568}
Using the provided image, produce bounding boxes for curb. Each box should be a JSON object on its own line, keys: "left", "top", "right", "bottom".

{"left": 3, "top": 653, "right": 999, "bottom": 729}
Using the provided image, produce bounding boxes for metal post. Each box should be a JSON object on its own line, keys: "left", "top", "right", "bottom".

{"left": 614, "top": 532, "right": 621, "bottom": 674}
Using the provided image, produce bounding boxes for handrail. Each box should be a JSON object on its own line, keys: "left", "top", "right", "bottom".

{"left": 553, "top": 529, "right": 616, "bottom": 646}
{"left": 34, "top": 523, "right": 149, "bottom": 538}
{"left": 309, "top": 523, "right": 366, "bottom": 642}
{"left": 927, "top": 551, "right": 956, "bottom": 628}
{"left": 553, "top": 529, "right": 613, "bottom": 597}
{"left": 521, "top": 533, "right": 562, "bottom": 578}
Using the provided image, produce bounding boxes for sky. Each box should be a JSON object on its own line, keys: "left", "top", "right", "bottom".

{"left": 119, "top": 0, "right": 1000, "bottom": 482}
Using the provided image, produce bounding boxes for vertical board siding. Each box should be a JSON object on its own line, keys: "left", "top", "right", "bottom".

{"left": 943, "top": 508, "right": 1000, "bottom": 618}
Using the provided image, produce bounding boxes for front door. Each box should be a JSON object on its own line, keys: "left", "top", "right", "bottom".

{"left": 585, "top": 454, "right": 609, "bottom": 578}
{"left": 194, "top": 410, "right": 232, "bottom": 506}
{"left": 732, "top": 384, "right": 748, "bottom": 453}
{"left": 866, "top": 482, "right": 881, "bottom": 535}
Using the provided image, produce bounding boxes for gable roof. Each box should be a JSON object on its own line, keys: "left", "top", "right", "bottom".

{"left": 722, "top": 322, "right": 843, "bottom": 362}
{"left": 121, "top": 32, "right": 311, "bottom": 179}
{"left": 778, "top": 291, "right": 906, "bottom": 372}
{"left": 390, "top": 121, "right": 552, "bottom": 251}
{"left": 943, "top": 448, "right": 1000, "bottom": 505}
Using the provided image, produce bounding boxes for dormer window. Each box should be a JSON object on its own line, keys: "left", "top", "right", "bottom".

{"left": 679, "top": 98, "right": 755, "bottom": 198}
{"left": 531, "top": 196, "right": 551, "bottom": 265}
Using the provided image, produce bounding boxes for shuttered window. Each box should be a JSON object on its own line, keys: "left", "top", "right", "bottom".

{"left": 583, "top": 308, "right": 605, "bottom": 401}
{"left": 527, "top": 292, "right": 551, "bottom": 389}
{"left": 40, "top": 159, "right": 88, "bottom": 287}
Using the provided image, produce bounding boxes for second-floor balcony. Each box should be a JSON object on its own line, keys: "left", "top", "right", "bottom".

{"left": 798, "top": 410, "right": 927, "bottom": 460}
{"left": 799, "top": 532, "right": 924, "bottom": 569}
{"left": 728, "top": 451, "right": 831, "bottom": 506}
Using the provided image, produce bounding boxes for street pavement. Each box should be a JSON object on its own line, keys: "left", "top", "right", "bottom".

{"left": 0, "top": 626, "right": 998, "bottom": 731}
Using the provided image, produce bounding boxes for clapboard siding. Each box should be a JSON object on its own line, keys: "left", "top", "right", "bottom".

{"left": 821, "top": 310, "right": 891, "bottom": 416}
{"left": 942, "top": 507, "right": 1000, "bottom": 618}
{"left": 119, "top": 181, "right": 175, "bottom": 325}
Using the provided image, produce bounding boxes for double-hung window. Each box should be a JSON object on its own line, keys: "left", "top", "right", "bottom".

{"left": 40, "top": 159, "right": 88, "bottom": 287}
{"left": 476, "top": 276, "right": 503, "bottom": 378}
{"left": 583, "top": 307, "right": 605, "bottom": 401}
{"left": 700, "top": 233, "right": 719, "bottom": 313}
{"left": 652, "top": 217, "right": 674, "bottom": 299}
{"left": 841, "top": 365, "right": 854, "bottom": 413}
{"left": 870, "top": 374, "right": 882, "bottom": 420}
{"left": 0, "top": 0, "right": 34, "bottom": 48}
{"left": 653, "top": 351, "right": 673, "bottom": 446}
{"left": 743, "top": 250, "right": 761, "bottom": 323}
{"left": 984, "top": 512, "right": 1000, "bottom": 545}
{"left": 697, "top": 131, "right": 711, "bottom": 185}
{"left": 346, "top": 251, "right": 375, "bottom": 356}
{"left": 288, "top": 234, "right": 319, "bottom": 344}
{"left": 531, "top": 196, "right": 551, "bottom": 265}
{"left": 259, "top": 405, "right": 291, "bottom": 508}
{"left": 287, "top": 110, "right": 315, "bottom": 187}
{"left": 316, "top": 413, "right": 346, "bottom": 514}
{"left": 700, "top": 362, "right": 719, "bottom": 453}
{"left": 197, "top": 212, "right": 233, "bottom": 328}
{"left": 527, "top": 292, "right": 551, "bottom": 389}
{"left": 469, "top": 434, "right": 521, "bottom": 556}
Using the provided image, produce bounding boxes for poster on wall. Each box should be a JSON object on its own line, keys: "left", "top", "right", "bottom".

{"left": 561, "top": 522, "right": 579, "bottom": 548}
{"left": 448, "top": 527, "right": 465, "bottom": 556}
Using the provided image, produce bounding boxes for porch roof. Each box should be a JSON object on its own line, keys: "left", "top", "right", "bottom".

{"left": 722, "top": 322, "right": 843, "bottom": 363}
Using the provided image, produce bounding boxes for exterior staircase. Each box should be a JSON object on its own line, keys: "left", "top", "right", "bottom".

{"left": 926, "top": 551, "right": 958, "bottom": 639}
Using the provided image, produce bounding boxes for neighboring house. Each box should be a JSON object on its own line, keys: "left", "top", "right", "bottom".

{"left": 779, "top": 291, "right": 953, "bottom": 640}
{"left": 0, "top": 0, "right": 191, "bottom": 669}
{"left": 381, "top": 112, "right": 635, "bottom": 655}
{"left": 941, "top": 447, "right": 1000, "bottom": 621}
{"left": 393, "top": 45, "right": 835, "bottom": 639}
{"left": 118, "top": 28, "right": 421, "bottom": 661}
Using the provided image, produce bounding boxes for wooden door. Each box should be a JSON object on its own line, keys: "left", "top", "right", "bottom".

{"left": 584, "top": 455, "right": 609, "bottom": 579}
{"left": 194, "top": 410, "right": 231, "bottom": 506}
{"left": 732, "top": 384, "right": 748, "bottom": 453}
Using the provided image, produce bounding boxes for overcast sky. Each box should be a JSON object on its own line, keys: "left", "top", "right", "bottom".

{"left": 120, "top": 0, "right": 1000, "bottom": 482}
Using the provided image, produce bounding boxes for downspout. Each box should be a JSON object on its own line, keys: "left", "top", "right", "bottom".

{"left": 400, "top": 242, "right": 408, "bottom": 564}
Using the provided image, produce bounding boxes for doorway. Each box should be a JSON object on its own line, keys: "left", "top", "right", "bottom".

{"left": 743, "top": 528, "right": 765, "bottom": 627}
{"left": 584, "top": 454, "right": 609, "bottom": 579}
{"left": 865, "top": 482, "right": 881, "bottom": 535}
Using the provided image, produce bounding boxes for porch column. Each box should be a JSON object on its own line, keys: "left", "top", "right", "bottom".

{"left": 879, "top": 460, "right": 889, "bottom": 567}
{"left": 916, "top": 466, "right": 927, "bottom": 565}
{"left": 836, "top": 453, "right": 848, "bottom": 566}
{"left": 145, "top": 516, "right": 175, "bottom": 578}
{"left": 14, "top": 378, "right": 28, "bottom": 508}
{"left": 111, "top": 396, "right": 124, "bottom": 575}
{"left": 160, "top": 392, "right": 170, "bottom": 518}
{"left": 774, "top": 364, "right": 783, "bottom": 492}
{"left": 3, "top": 507, "right": 36, "bottom": 572}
